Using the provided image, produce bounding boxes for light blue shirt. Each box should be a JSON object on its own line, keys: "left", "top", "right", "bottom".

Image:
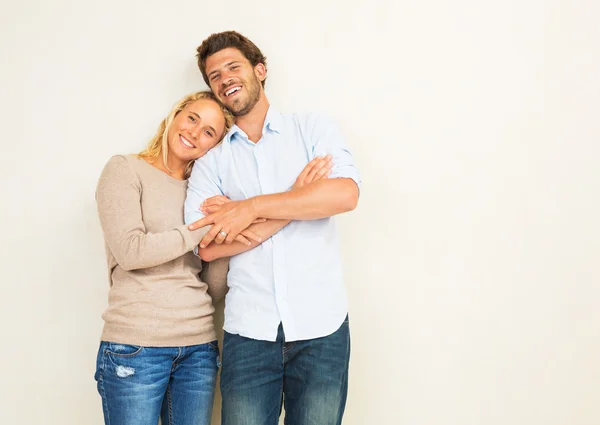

{"left": 184, "top": 107, "right": 361, "bottom": 342}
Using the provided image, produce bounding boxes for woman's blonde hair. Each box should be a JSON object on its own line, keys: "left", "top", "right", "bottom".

{"left": 139, "top": 91, "right": 234, "bottom": 179}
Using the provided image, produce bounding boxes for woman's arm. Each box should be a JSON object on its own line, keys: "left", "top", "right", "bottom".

{"left": 200, "top": 256, "right": 230, "bottom": 301}
{"left": 198, "top": 219, "right": 290, "bottom": 261}
{"left": 96, "top": 155, "right": 210, "bottom": 271}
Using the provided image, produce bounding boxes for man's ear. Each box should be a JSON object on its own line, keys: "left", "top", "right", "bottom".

{"left": 254, "top": 63, "right": 267, "bottom": 82}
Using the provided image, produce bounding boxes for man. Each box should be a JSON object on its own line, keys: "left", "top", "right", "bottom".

{"left": 184, "top": 31, "right": 361, "bottom": 425}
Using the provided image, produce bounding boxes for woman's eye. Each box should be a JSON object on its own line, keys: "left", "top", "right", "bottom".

{"left": 189, "top": 115, "right": 196, "bottom": 122}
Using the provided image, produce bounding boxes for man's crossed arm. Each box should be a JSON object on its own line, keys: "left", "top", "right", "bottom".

{"left": 189, "top": 176, "right": 358, "bottom": 249}
{"left": 192, "top": 157, "right": 361, "bottom": 260}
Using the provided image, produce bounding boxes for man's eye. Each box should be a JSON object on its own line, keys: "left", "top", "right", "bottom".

{"left": 210, "top": 74, "right": 219, "bottom": 81}
{"left": 231, "top": 65, "right": 239, "bottom": 70}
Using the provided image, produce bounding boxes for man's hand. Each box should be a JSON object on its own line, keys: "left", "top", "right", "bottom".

{"left": 201, "top": 195, "right": 267, "bottom": 222}
{"left": 189, "top": 199, "right": 261, "bottom": 248}
{"left": 292, "top": 155, "right": 332, "bottom": 190}
{"left": 190, "top": 156, "right": 332, "bottom": 247}
{"left": 201, "top": 195, "right": 234, "bottom": 214}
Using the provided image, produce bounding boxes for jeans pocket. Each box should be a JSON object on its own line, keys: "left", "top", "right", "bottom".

{"left": 104, "top": 342, "right": 144, "bottom": 357}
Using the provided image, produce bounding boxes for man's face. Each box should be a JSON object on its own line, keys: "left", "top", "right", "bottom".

{"left": 205, "top": 47, "right": 265, "bottom": 117}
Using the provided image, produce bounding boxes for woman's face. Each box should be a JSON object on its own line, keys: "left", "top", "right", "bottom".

{"left": 167, "top": 98, "right": 226, "bottom": 164}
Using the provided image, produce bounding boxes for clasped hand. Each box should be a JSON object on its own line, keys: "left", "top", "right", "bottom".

{"left": 188, "top": 154, "right": 333, "bottom": 248}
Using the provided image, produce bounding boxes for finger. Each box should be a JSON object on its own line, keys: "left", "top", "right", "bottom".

{"left": 224, "top": 229, "right": 241, "bottom": 244}
{"left": 212, "top": 196, "right": 230, "bottom": 205}
{"left": 202, "top": 197, "right": 227, "bottom": 209}
{"left": 240, "top": 229, "right": 263, "bottom": 244}
{"left": 188, "top": 216, "right": 213, "bottom": 231}
{"left": 297, "top": 156, "right": 322, "bottom": 182}
{"left": 314, "top": 162, "right": 333, "bottom": 180}
{"left": 214, "top": 227, "right": 229, "bottom": 245}
{"left": 208, "top": 195, "right": 230, "bottom": 202}
{"left": 201, "top": 200, "right": 223, "bottom": 210}
{"left": 199, "top": 226, "right": 220, "bottom": 248}
{"left": 252, "top": 218, "right": 267, "bottom": 224}
{"left": 203, "top": 204, "right": 225, "bottom": 214}
{"left": 306, "top": 156, "right": 329, "bottom": 182}
{"left": 234, "top": 234, "right": 252, "bottom": 246}
{"left": 318, "top": 159, "right": 333, "bottom": 174}
{"left": 310, "top": 156, "right": 331, "bottom": 180}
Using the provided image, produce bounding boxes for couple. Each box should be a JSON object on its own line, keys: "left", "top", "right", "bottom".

{"left": 94, "top": 31, "right": 362, "bottom": 425}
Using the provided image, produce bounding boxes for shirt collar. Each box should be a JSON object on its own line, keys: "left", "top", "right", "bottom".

{"left": 264, "top": 106, "right": 282, "bottom": 134}
{"left": 225, "top": 106, "right": 282, "bottom": 143}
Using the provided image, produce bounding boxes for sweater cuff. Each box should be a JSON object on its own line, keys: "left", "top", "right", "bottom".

{"left": 179, "top": 224, "right": 211, "bottom": 252}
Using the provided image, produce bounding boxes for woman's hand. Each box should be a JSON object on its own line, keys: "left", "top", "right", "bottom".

{"left": 198, "top": 195, "right": 265, "bottom": 247}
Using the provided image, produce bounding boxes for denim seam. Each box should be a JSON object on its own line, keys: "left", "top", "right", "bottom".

{"left": 282, "top": 342, "right": 296, "bottom": 355}
{"left": 280, "top": 337, "right": 286, "bottom": 420}
{"left": 279, "top": 362, "right": 285, "bottom": 422}
{"left": 105, "top": 350, "right": 144, "bottom": 369}
{"left": 279, "top": 379, "right": 285, "bottom": 422}
{"left": 172, "top": 346, "right": 183, "bottom": 368}
{"left": 100, "top": 349, "right": 112, "bottom": 425}
{"left": 105, "top": 344, "right": 144, "bottom": 358}
{"left": 166, "top": 385, "right": 174, "bottom": 425}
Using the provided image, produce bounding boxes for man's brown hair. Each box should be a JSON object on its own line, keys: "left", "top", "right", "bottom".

{"left": 196, "top": 31, "right": 268, "bottom": 88}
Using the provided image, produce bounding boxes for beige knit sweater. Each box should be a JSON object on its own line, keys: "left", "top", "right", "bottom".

{"left": 96, "top": 154, "right": 228, "bottom": 347}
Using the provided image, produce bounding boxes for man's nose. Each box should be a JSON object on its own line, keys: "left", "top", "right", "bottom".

{"left": 221, "top": 73, "right": 234, "bottom": 87}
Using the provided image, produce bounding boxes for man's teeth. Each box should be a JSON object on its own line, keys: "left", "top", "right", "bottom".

{"left": 181, "top": 136, "right": 194, "bottom": 148}
{"left": 225, "top": 86, "right": 241, "bottom": 96}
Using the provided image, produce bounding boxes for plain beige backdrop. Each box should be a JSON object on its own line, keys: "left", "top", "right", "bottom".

{"left": 1, "top": 0, "right": 599, "bottom": 424}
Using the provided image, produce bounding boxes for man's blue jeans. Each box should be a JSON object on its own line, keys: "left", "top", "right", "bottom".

{"left": 94, "top": 341, "right": 219, "bottom": 425}
{"left": 221, "top": 317, "right": 350, "bottom": 425}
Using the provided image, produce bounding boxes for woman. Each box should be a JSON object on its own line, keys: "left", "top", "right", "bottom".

{"left": 94, "top": 91, "right": 257, "bottom": 425}
{"left": 94, "top": 90, "right": 333, "bottom": 425}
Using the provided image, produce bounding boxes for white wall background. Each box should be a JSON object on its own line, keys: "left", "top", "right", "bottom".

{"left": 1, "top": 0, "right": 599, "bottom": 424}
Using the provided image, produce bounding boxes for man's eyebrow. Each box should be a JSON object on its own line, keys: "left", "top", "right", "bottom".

{"left": 207, "top": 61, "right": 241, "bottom": 78}
{"left": 190, "top": 111, "right": 217, "bottom": 135}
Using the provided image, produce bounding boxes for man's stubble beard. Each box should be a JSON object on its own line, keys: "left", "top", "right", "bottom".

{"left": 228, "top": 74, "right": 262, "bottom": 117}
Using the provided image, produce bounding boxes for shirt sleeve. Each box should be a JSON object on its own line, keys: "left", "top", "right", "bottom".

{"left": 184, "top": 150, "right": 224, "bottom": 225}
{"left": 305, "top": 113, "right": 362, "bottom": 194}
{"left": 96, "top": 155, "right": 207, "bottom": 271}
{"left": 184, "top": 148, "right": 232, "bottom": 263}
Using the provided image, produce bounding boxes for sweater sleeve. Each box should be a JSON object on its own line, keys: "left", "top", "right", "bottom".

{"left": 96, "top": 155, "right": 209, "bottom": 271}
{"left": 200, "top": 257, "right": 230, "bottom": 302}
